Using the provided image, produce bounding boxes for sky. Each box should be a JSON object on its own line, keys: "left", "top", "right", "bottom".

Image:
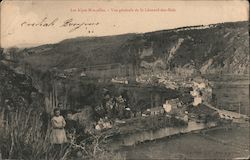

{"left": 1, "top": 0, "right": 249, "bottom": 48}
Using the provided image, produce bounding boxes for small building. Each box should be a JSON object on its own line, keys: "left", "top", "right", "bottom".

{"left": 148, "top": 106, "right": 165, "bottom": 116}
{"left": 80, "top": 71, "right": 86, "bottom": 77}
{"left": 111, "top": 77, "right": 128, "bottom": 84}
{"left": 64, "top": 68, "right": 78, "bottom": 73}
{"left": 193, "top": 96, "right": 202, "bottom": 106}
{"left": 163, "top": 98, "right": 181, "bottom": 113}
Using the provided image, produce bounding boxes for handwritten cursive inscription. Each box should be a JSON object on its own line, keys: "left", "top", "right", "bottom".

{"left": 21, "top": 17, "right": 59, "bottom": 27}
{"left": 20, "top": 17, "right": 99, "bottom": 33}
{"left": 60, "top": 18, "right": 99, "bottom": 33}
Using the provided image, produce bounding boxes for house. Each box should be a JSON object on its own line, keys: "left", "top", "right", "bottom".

{"left": 148, "top": 106, "right": 165, "bottom": 116}
{"left": 163, "top": 98, "right": 181, "bottom": 113}
{"left": 80, "top": 71, "right": 86, "bottom": 77}
{"left": 193, "top": 95, "right": 202, "bottom": 106}
{"left": 64, "top": 68, "right": 78, "bottom": 73}
{"left": 111, "top": 77, "right": 128, "bottom": 84}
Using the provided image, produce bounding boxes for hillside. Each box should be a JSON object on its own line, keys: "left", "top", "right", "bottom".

{"left": 8, "top": 21, "right": 249, "bottom": 75}
{"left": 0, "top": 61, "right": 44, "bottom": 111}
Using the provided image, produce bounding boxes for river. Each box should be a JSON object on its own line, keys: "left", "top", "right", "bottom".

{"left": 118, "top": 125, "right": 249, "bottom": 159}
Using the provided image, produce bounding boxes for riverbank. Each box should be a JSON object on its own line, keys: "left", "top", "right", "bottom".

{"left": 109, "top": 121, "right": 216, "bottom": 149}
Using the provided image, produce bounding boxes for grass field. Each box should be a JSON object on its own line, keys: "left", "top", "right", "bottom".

{"left": 212, "top": 82, "right": 249, "bottom": 115}
{"left": 204, "top": 74, "right": 249, "bottom": 115}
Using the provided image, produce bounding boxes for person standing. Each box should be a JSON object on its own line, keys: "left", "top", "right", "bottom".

{"left": 50, "top": 108, "right": 68, "bottom": 146}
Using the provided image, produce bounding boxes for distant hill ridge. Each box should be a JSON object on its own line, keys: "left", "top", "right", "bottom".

{"left": 6, "top": 21, "right": 249, "bottom": 75}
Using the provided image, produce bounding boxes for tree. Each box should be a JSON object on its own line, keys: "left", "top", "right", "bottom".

{"left": 0, "top": 48, "right": 4, "bottom": 60}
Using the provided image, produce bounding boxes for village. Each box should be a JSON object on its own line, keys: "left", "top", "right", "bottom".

{"left": 46, "top": 63, "right": 248, "bottom": 147}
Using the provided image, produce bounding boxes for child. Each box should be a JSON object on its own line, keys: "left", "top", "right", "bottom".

{"left": 50, "top": 108, "right": 68, "bottom": 144}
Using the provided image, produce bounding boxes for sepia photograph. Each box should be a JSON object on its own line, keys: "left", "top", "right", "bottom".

{"left": 0, "top": 0, "right": 249, "bottom": 159}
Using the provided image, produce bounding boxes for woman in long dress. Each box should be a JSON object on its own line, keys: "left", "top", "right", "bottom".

{"left": 50, "top": 108, "right": 68, "bottom": 144}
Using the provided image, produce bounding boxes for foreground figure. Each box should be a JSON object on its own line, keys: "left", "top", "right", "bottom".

{"left": 50, "top": 108, "right": 68, "bottom": 144}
